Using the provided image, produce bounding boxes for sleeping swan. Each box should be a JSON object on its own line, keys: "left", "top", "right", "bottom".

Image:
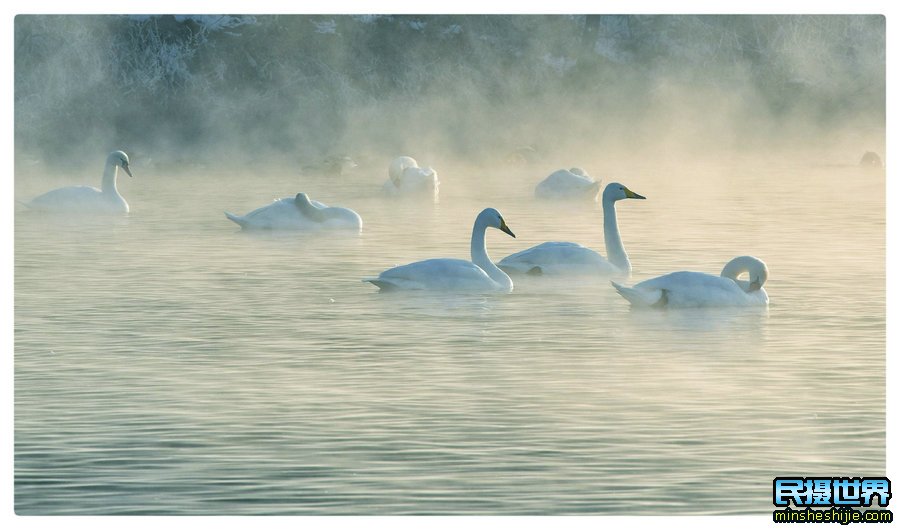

{"left": 25, "top": 150, "right": 133, "bottom": 213}
{"left": 364, "top": 208, "right": 515, "bottom": 292}
{"left": 382, "top": 156, "right": 439, "bottom": 200}
{"left": 534, "top": 167, "right": 601, "bottom": 200}
{"left": 498, "top": 182, "right": 645, "bottom": 277}
{"left": 611, "top": 256, "right": 769, "bottom": 308}
{"left": 225, "top": 192, "right": 362, "bottom": 231}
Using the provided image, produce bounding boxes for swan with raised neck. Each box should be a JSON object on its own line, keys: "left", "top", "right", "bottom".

{"left": 498, "top": 182, "right": 645, "bottom": 277}
{"left": 25, "top": 150, "right": 133, "bottom": 213}
{"left": 364, "top": 208, "right": 516, "bottom": 292}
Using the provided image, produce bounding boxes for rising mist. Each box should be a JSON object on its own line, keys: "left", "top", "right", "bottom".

{"left": 14, "top": 15, "right": 886, "bottom": 176}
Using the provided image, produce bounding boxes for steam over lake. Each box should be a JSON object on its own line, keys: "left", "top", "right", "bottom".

{"left": 15, "top": 157, "right": 884, "bottom": 514}
{"left": 14, "top": 14, "right": 885, "bottom": 515}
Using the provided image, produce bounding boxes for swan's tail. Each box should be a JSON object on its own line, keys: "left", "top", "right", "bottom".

{"left": 611, "top": 281, "right": 666, "bottom": 308}
{"left": 224, "top": 211, "right": 246, "bottom": 228}
{"left": 362, "top": 278, "right": 397, "bottom": 291}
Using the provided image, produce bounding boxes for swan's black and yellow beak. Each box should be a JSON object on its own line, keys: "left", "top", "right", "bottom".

{"left": 499, "top": 218, "right": 516, "bottom": 238}
{"left": 122, "top": 163, "right": 133, "bottom": 178}
{"left": 624, "top": 187, "right": 645, "bottom": 200}
{"left": 748, "top": 278, "right": 761, "bottom": 292}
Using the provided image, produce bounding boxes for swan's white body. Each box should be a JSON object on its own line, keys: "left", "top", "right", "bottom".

{"left": 382, "top": 156, "right": 439, "bottom": 200}
{"left": 25, "top": 151, "right": 133, "bottom": 213}
{"left": 534, "top": 168, "right": 600, "bottom": 200}
{"left": 498, "top": 182, "right": 645, "bottom": 277}
{"left": 365, "top": 208, "right": 515, "bottom": 292}
{"left": 611, "top": 256, "right": 769, "bottom": 308}
{"left": 225, "top": 193, "right": 362, "bottom": 231}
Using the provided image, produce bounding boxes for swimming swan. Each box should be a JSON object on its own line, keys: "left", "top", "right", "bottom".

{"left": 225, "top": 192, "right": 362, "bottom": 231}
{"left": 611, "top": 256, "right": 769, "bottom": 308}
{"left": 364, "top": 208, "right": 515, "bottom": 292}
{"left": 382, "top": 156, "right": 439, "bottom": 200}
{"left": 534, "top": 167, "right": 601, "bottom": 200}
{"left": 498, "top": 182, "right": 645, "bottom": 277}
{"left": 25, "top": 150, "right": 133, "bottom": 213}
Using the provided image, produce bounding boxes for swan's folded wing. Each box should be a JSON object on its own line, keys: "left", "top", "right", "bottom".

{"left": 401, "top": 167, "right": 439, "bottom": 188}
{"left": 366, "top": 258, "right": 494, "bottom": 291}
{"left": 498, "top": 242, "right": 613, "bottom": 274}
{"left": 317, "top": 206, "right": 363, "bottom": 230}
{"left": 611, "top": 281, "right": 666, "bottom": 307}
{"left": 628, "top": 271, "right": 758, "bottom": 308}
{"left": 235, "top": 198, "right": 313, "bottom": 229}
{"left": 28, "top": 186, "right": 102, "bottom": 209}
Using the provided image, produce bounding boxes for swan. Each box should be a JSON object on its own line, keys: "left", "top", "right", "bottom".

{"left": 498, "top": 182, "right": 645, "bottom": 277}
{"left": 534, "top": 167, "right": 601, "bottom": 200}
{"left": 24, "top": 150, "right": 133, "bottom": 213}
{"left": 611, "top": 256, "right": 769, "bottom": 308}
{"left": 364, "top": 208, "right": 515, "bottom": 292}
{"left": 225, "top": 192, "right": 362, "bottom": 231}
{"left": 382, "top": 156, "right": 439, "bottom": 200}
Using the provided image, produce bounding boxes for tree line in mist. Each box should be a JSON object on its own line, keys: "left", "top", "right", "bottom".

{"left": 15, "top": 15, "right": 885, "bottom": 169}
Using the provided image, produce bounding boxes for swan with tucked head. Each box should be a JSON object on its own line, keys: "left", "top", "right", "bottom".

{"left": 382, "top": 156, "right": 439, "bottom": 200}
{"left": 364, "top": 208, "right": 516, "bottom": 292}
{"left": 498, "top": 182, "right": 645, "bottom": 277}
{"left": 534, "top": 167, "right": 601, "bottom": 201}
{"left": 611, "top": 256, "right": 769, "bottom": 308}
{"left": 225, "top": 192, "right": 362, "bottom": 231}
{"left": 25, "top": 150, "right": 133, "bottom": 213}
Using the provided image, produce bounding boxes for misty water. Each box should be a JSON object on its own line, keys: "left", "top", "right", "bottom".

{"left": 14, "top": 156, "right": 884, "bottom": 515}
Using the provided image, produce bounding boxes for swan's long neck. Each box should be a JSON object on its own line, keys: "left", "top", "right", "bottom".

{"left": 101, "top": 161, "right": 120, "bottom": 196}
{"left": 720, "top": 256, "right": 768, "bottom": 292}
{"left": 471, "top": 218, "right": 512, "bottom": 291}
{"left": 602, "top": 197, "right": 631, "bottom": 275}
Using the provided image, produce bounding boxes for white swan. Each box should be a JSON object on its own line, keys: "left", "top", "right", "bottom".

{"left": 534, "top": 167, "right": 601, "bottom": 200}
{"left": 498, "top": 182, "right": 645, "bottom": 277}
{"left": 225, "top": 192, "right": 362, "bottom": 231}
{"left": 364, "top": 208, "right": 515, "bottom": 292}
{"left": 24, "top": 150, "right": 133, "bottom": 213}
{"left": 382, "top": 156, "right": 439, "bottom": 200}
{"left": 611, "top": 256, "right": 770, "bottom": 308}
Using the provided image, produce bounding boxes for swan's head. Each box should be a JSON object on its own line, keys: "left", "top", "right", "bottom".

{"left": 108, "top": 150, "right": 133, "bottom": 177}
{"left": 294, "top": 192, "right": 313, "bottom": 206}
{"left": 721, "top": 256, "right": 769, "bottom": 292}
{"left": 603, "top": 182, "right": 644, "bottom": 202}
{"left": 478, "top": 207, "right": 515, "bottom": 238}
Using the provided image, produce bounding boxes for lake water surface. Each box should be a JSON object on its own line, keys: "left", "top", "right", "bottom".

{"left": 14, "top": 157, "right": 885, "bottom": 515}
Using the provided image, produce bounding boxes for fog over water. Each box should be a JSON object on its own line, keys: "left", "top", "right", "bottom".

{"left": 15, "top": 15, "right": 884, "bottom": 173}
{"left": 14, "top": 15, "right": 886, "bottom": 515}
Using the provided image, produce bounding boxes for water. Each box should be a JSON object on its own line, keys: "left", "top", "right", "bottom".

{"left": 14, "top": 157, "right": 885, "bottom": 515}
